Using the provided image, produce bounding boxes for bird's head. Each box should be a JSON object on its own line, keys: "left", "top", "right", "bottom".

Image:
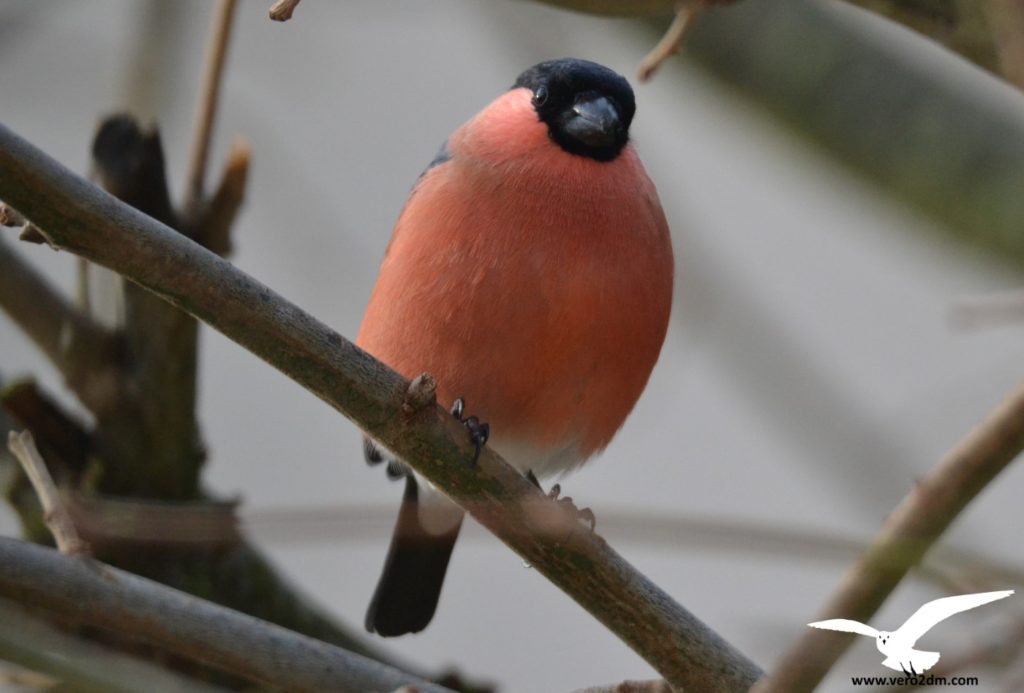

{"left": 513, "top": 58, "right": 636, "bottom": 163}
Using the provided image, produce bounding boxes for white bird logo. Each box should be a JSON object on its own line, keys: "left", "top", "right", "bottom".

{"left": 808, "top": 590, "right": 1014, "bottom": 675}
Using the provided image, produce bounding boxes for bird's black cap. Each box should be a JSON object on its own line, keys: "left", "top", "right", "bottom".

{"left": 514, "top": 58, "right": 636, "bottom": 162}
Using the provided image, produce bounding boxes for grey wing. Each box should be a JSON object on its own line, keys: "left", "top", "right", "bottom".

{"left": 898, "top": 590, "right": 1014, "bottom": 645}
{"left": 417, "top": 139, "right": 451, "bottom": 180}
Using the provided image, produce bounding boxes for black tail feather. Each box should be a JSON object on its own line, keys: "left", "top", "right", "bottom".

{"left": 365, "top": 475, "right": 463, "bottom": 636}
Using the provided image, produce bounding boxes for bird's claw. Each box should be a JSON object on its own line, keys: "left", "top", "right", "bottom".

{"left": 526, "top": 470, "right": 541, "bottom": 489}
{"left": 451, "top": 398, "right": 489, "bottom": 465}
{"left": 526, "top": 473, "right": 596, "bottom": 532}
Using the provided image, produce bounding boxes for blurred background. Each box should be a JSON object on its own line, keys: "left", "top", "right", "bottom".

{"left": 2, "top": 1, "right": 1024, "bottom": 691}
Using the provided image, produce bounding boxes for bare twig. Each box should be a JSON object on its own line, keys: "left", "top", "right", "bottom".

{"left": 638, "top": 5, "right": 702, "bottom": 81}
{"left": 402, "top": 372, "right": 438, "bottom": 415}
{"left": 91, "top": 116, "right": 202, "bottom": 498}
{"left": 66, "top": 494, "right": 241, "bottom": 548}
{"left": 0, "top": 537, "right": 453, "bottom": 693}
{"left": 572, "top": 679, "right": 673, "bottom": 693}
{"left": 985, "top": 0, "right": 1024, "bottom": 91}
{"left": 685, "top": 1, "right": 1024, "bottom": 270}
{"left": 0, "top": 202, "right": 25, "bottom": 226}
{"left": 6, "top": 431, "right": 88, "bottom": 555}
{"left": 754, "top": 382, "right": 1024, "bottom": 692}
{"left": 240, "top": 503, "right": 1024, "bottom": 585}
{"left": 184, "top": 0, "right": 238, "bottom": 221}
{"left": 2, "top": 380, "right": 91, "bottom": 476}
{"left": 195, "top": 137, "right": 249, "bottom": 256}
{"left": 269, "top": 0, "right": 302, "bottom": 21}
{"left": 528, "top": 0, "right": 689, "bottom": 16}
{"left": 951, "top": 288, "right": 1024, "bottom": 329}
{"left": 0, "top": 595, "right": 227, "bottom": 693}
{"left": 0, "top": 121, "right": 761, "bottom": 692}
{"left": 0, "top": 201, "right": 44, "bottom": 243}
{"left": 0, "top": 237, "right": 121, "bottom": 413}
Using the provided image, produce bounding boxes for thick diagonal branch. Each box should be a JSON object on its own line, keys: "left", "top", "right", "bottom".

{"left": 0, "top": 122, "right": 761, "bottom": 692}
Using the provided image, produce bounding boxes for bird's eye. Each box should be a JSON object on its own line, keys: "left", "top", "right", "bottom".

{"left": 533, "top": 86, "right": 548, "bottom": 106}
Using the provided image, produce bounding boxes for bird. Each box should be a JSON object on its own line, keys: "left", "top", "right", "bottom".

{"left": 357, "top": 58, "right": 674, "bottom": 637}
{"left": 807, "top": 590, "right": 1014, "bottom": 675}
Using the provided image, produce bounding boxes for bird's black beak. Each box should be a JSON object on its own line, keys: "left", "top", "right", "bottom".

{"left": 563, "top": 95, "right": 622, "bottom": 148}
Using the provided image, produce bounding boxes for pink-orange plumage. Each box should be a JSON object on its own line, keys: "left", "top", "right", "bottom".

{"left": 358, "top": 59, "right": 673, "bottom": 636}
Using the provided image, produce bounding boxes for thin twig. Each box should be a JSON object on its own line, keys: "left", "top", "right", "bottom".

{"left": 0, "top": 237, "right": 120, "bottom": 413}
{"left": 0, "top": 202, "right": 25, "bottom": 226}
{"left": 196, "top": 137, "right": 249, "bottom": 255}
{"left": 983, "top": 0, "right": 1024, "bottom": 91}
{"left": 0, "top": 537, "right": 453, "bottom": 693}
{"left": 0, "top": 121, "right": 761, "bottom": 692}
{"left": 184, "top": 0, "right": 238, "bottom": 222}
{"left": 239, "top": 504, "right": 1024, "bottom": 588}
{"left": 0, "top": 201, "right": 43, "bottom": 242}
{"left": 572, "top": 680, "right": 673, "bottom": 693}
{"left": 66, "top": 494, "right": 241, "bottom": 548}
{"left": 952, "top": 288, "right": 1024, "bottom": 329}
{"left": 6, "top": 431, "right": 88, "bottom": 555}
{"left": 269, "top": 0, "right": 301, "bottom": 21}
{"left": 754, "top": 381, "right": 1024, "bottom": 692}
{"left": 75, "top": 257, "right": 93, "bottom": 315}
{"left": 637, "top": 4, "right": 702, "bottom": 81}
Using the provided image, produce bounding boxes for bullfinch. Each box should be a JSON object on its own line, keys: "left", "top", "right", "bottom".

{"left": 358, "top": 58, "right": 674, "bottom": 637}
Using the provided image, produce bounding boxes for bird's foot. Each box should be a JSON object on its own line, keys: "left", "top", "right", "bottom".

{"left": 526, "top": 470, "right": 541, "bottom": 489}
{"left": 450, "top": 398, "right": 489, "bottom": 465}
{"left": 525, "top": 471, "right": 596, "bottom": 532}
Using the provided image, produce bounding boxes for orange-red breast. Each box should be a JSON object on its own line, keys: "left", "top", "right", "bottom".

{"left": 358, "top": 58, "right": 673, "bottom": 636}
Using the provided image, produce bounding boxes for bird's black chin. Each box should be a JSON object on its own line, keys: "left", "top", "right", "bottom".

{"left": 563, "top": 96, "right": 622, "bottom": 148}
{"left": 551, "top": 94, "right": 627, "bottom": 162}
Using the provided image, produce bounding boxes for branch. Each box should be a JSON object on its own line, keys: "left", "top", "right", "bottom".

{"left": 65, "top": 493, "right": 241, "bottom": 549}
{"left": 0, "top": 201, "right": 42, "bottom": 241}
{"left": 0, "top": 122, "right": 761, "bottom": 692}
{"left": 951, "top": 288, "right": 1024, "bottom": 329}
{"left": 2, "top": 379, "right": 91, "bottom": 477}
{"left": 242, "top": 503, "right": 1024, "bottom": 587}
{"left": 685, "top": 0, "right": 1024, "bottom": 270}
{"left": 0, "top": 537, "right": 453, "bottom": 693}
{"left": 90, "top": 115, "right": 204, "bottom": 498}
{"left": 0, "top": 236, "right": 121, "bottom": 413}
{"left": 984, "top": 0, "right": 1024, "bottom": 91}
{"left": 269, "top": 0, "right": 301, "bottom": 21}
{"left": 183, "top": 0, "right": 237, "bottom": 221}
{"left": 195, "top": 138, "right": 249, "bottom": 256}
{"left": 0, "top": 383, "right": 419, "bottom": 679}
{"left": 0, "top": 595, "right": 227, "bottom": 693}
{"left": 843, "top": 1, "right": 999, "bottom": 75}
{"left": 526, "top": 0, "right": 689, "bottom": 17}
{"left": 754, "top": 381, "right": 1024, "bottom": 692}
{"left": 6, "top": 430, "right": 88, "bottom": 555}
{"left": 572, "top": 680, "right": 673, "bottom": 692}
{"left": 637, "top": 5, "right": 703, "bottom": 82}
